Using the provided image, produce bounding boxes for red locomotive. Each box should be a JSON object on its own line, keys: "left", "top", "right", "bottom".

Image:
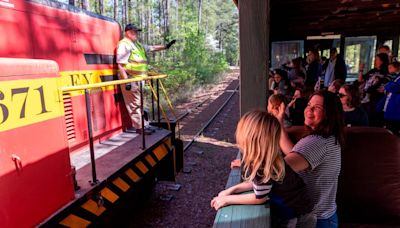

{"left": 0, "top": 0, "right": 150, "bottom": 226}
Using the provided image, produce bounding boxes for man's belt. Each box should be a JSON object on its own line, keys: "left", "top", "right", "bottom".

{"left": 126, "top": 69, "right": 148, "bottom": 77}
{"left": 128, "top": 60, "right": 147, "bottom": 64}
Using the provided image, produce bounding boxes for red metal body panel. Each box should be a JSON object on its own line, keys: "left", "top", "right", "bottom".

{"left": 0, "top": 59, "right": 74, "bottom": 228}
{"left": 0, "top": 118, "right": 74, "bottom": 228}
{"left": 0, "top": 0, "right": 131, "bottom": 154}
{"left": 0, "top": 0, "right": 121, "bottom": 71}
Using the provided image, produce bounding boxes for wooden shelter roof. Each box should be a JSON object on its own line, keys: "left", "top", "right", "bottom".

{"left": 233, "top": 0, "right": 400, "bottom": 40}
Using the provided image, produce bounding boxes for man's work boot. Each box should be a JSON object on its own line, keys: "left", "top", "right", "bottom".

{"left": 135, "top": 128, "right": 153, "bottom": 135}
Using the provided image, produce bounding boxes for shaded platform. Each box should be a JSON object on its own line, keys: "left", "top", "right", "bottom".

{"left": 73, "top": 128, "right": 170, "bottom": 194}
{"left": 40, "top": 128, "right": 175, "bottom": 227}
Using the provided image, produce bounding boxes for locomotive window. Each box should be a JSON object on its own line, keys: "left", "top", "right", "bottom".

{"left": 84, "top": 54, "right": 115, "bottom": 64}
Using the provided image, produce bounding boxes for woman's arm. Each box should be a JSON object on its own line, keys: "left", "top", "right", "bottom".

{"left": 280, "top": 127, "right": 295, "bottom": 155}
{"left": 273, "top": 103, "right": 295, "bottom": 155}
{"left": 284, "top": 152, "right": 310, "bottom": 172}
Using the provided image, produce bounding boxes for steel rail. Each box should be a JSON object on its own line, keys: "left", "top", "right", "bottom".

{"left": 183, "top": 84, "right": 239, "bottom": 152}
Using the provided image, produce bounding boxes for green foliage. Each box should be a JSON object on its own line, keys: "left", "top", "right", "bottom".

{"left": 65, "top": 0, "right": 238, "bottom": 102}
{"left": 182, "top": 32, "right": 228, "bottom": 83}
{"left": 150, "top": 31, "right": 228, "bottom": 103}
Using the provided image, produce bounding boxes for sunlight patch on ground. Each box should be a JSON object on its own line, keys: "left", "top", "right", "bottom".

{"left": 195, "top": 136, "right": 236, "bottom": 148}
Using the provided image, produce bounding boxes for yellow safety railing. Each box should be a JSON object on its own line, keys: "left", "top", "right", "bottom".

{"left": 60, "top": 74, "right": 167, "bottom": 92}
{"left": 148, "top": 79, "right": 181, "bottom": 138}
{"left": 148, "top": 83, "right": 172, "bottom": 131}
{"left": 59, "top": 73, "right": 180, "bottom": 185}
{"left": 146, "top": 71, "right": 181, "bottom": 138}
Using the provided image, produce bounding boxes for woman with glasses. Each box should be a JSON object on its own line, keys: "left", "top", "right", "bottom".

{"left": 273, "top": 90, "right": 345, "bottom": 228}
{"left": 327, "top": 79, "right": 345, "bottom": 94}
{"left": 338, "top": 85, "right": 369, "bottom": 127}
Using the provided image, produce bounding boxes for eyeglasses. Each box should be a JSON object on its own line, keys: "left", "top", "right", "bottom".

{"left": 338, "top": 93, "right": 347, "bottom": 98}
{"left": 305, "top": 104, "right": 324, "bottom": 112}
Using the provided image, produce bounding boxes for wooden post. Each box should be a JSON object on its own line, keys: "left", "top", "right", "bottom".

{"left": 340, "top": 35, "right": 346, "bottom": 57}
{"left": 238, "top": 0, "right": 269, "bottom": 116}
{"left": 392, "top": 36, "right": 399, "bottom": 59}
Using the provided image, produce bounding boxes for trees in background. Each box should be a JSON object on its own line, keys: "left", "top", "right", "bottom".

{"left": 61, "top": 0, "right": 239, "bottom": 98}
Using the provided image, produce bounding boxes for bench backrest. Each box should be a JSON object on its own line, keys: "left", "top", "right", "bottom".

{"left": 287, "top": 126, "right": 400, "bottom": 225}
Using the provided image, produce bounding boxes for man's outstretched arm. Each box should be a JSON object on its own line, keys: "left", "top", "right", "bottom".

{"left": 148, "top": 40, "right": 176, "bottom": 52}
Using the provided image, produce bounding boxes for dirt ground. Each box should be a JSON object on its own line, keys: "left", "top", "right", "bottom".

{"left": 124, "top": 68, "right": 240, "bottom": 227}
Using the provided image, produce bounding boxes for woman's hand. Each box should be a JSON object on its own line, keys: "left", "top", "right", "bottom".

{"left": 271, "top": 102, "right": 286, "bottom": 124}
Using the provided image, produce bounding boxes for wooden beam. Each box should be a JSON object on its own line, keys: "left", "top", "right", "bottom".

{"left": 239, "top": 0, "right": 269, "bottom": 116}
{"left": 393, "top": 36, "right": 399, "bottom": 58}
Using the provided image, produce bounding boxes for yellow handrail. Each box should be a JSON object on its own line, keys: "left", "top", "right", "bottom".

{"left": 148, "top": 82, "right": 171, "bottom": 131}
{"left": 59, "top": 72, "right": 179, "bottom": 137}
{"left": 159, "top": 80, "right": 181, "bottom": 138}
{"left": 59, "top": 74, "right": 167, "bottom": 92}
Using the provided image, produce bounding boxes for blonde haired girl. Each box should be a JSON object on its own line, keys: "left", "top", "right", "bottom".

{"left": 237, "top": 110, "right": 285, "bottom": 184}
{"left": 211, "top": 111, "right": 315, "bottom": 227}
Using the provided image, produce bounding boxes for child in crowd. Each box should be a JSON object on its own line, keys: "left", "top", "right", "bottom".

{"left": 211, "top": 111, "right": 315, "bottom": 227}
{"left": 231, "top": 94, "right": 290, "bottom": 168}
{"left": 268, "top": 94, "right": 286, "bottom": 116}
{"left": 268, "top": 94, "right": 292, "bottom": 128}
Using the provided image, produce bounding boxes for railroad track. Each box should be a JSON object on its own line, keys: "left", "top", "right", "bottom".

{"left": 127, "top": 71, "right": 241, "bottom": 228}
{"left": 181, "top": 83, "right": 239, "bottom": 152}
{"left": 156, "top": 72, "right": 240, "bottom": 152}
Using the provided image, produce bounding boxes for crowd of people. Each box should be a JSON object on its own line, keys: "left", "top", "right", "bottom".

{"left": 211, "top": 46, "right": 400, "bottom": 228}
{"left": 268, "top": 46, "right": 400, "bottom": 135}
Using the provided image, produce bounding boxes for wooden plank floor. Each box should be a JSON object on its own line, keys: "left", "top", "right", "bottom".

{"left": 73, "top": 128, "right": 171, "bottom": 195}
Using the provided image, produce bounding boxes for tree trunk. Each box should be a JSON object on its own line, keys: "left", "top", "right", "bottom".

{"left": 164, "top": 0, "right": 169, "bottom": 39}
{"left": 204, "top": 0, "right": 208, "bottom": 35}
{"left": 158, "top": 0, "right": 163, "bottom": 43}
{"left": 148, "top": 0, "right": 152, "bottom": 44}
{"left": 98, "top": 0, "right": 103, "bottom": 15}
{"left": 140, "top": 3, "right": 144, "bottom": 36}
{"left": 114, "top": 0, "right": 118, "bottom": 21}
{"left": 175, "top": 0, "right": 179, "bottom": 32}
{"left": 123, "top": 0, "right": 128, "bottom": 25}
{"left": 197, "top": 0, "right": 202, "bottom": 34}
{"left": 81, "top": 0, "right": 89, "bottom": 10}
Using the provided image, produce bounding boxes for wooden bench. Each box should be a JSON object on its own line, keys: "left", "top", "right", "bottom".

{"left": 213, "top": 153, "right": 270, "bottom": 228}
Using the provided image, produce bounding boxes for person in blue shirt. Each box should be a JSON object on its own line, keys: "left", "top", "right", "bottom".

{"left": 378, "top": 62, "right": 400, "bottom": 135}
